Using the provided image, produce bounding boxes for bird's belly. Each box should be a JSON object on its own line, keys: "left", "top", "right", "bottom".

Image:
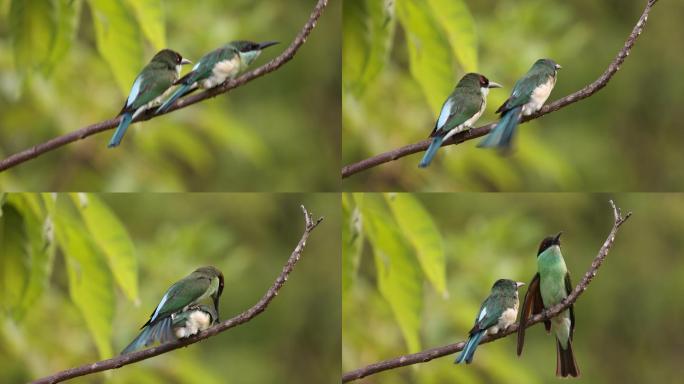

{"left": 174, "top": 311, "right": 212, "bottom": 339}
{"left": 488, "top": 305, "right": 519, "bottom": 335}
{"left": 522, "top": 77, "right": 555, "bottom": 116}
{"left": 200, "top": 58, "right": 240, "bottom": 89}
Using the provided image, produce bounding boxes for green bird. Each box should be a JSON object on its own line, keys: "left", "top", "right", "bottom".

{"left": 419, "top": 73, "right": 502, "bottom": 168}
{"left": 121, "top": 266, "right": 224, "bottom": 355}
{"left": 479, "top": 58, "right": 561, "bottom": 149}
{"left": 455, "top": 279, "right": 525, "bottom": 364}
{"left": 108, "top": 49, "right": 192, "bottom": 148}
{"left": 156, "top": 40, "right": 278, "bottom": 113}
{"left": 517, "top": 233, "right": 580, "bottom": 377}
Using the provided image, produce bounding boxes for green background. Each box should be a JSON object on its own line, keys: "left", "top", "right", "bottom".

{"left": 0, "top": 193, "right": 340, "bottom": 383}
{"left": 342, "top": 0, "right": 683, "bottom": 191}
{"left": 343, "top": 193, "right": 684, "bottom": 383}
{"left": 0, "top": 0, "right": 340, "bottom": 191}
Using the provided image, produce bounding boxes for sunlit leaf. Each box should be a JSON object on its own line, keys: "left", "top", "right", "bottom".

{"left": 342, "top": 193, "right": 363, "bottom": 299}
{"left": 426, "top": 0, "right": 478, "bottom": 72}
{"left": 88, "top": 0, "right": 143, "bottom": 94}
{"left": 9, "top": 0, "right": 56, "bottom": 75}
{"left": 0, "top": 204, "right": 28, "bottom": 315}
{"left": 396, "top": 0, "right": 454, "bottom": 114}
{"left": 71, "top": 193, "right": 138, "bottom": 302}
{"left": 44, "top": 0, "right": 82, "bottom": 75}
{"left": 124, "top": 0, "right": 166, "bottom": 50}
{"left": 355, "top": 193, "right": 422, "bottom": 352}
{"left": 385, "top": 193, "right": 447, "bottom": 296}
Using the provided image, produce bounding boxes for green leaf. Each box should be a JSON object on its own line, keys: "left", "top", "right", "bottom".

{"left": 124, "top": 0, "right": 166, "bottom": 50}
{"left": 396, "top": 0, "right": 454, "bottom": 114}
{"left": 426, "top": 0, "right": 478, "bottom": 72}
{"left": 87, "top": 0, "right": 143, "bottom": 94}
{"left": 343, "top": 0, "right": 396, "bottom": 95}
{"left": 0, "top": 204, "right": 28, "bottom": 315}
{"left": 342, "top": 194, "right": 363, "bottom": 299}
{"left": 355, "top": 194, "right": 422, "bottom": 352}
{"left": 71, "top": 193, "right": 138, "bottom": 302}
{"left": 44, "top": 0, "right": 82, "bottom": 75}
{"left": 385, "top": 193, "right": 447, "bottom": 296}
{"left": 9, "top": 0, "right": 56, "bottom": 75}
{"left": 46, "top": 194, "right": 114, "bottom": 358}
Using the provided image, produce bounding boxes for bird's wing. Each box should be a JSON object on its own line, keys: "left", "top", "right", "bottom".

{"left": 565, "top": 272, "right": 575, "bottom": 340}
{"left": 431, "top": 89, "right": 483, "bottom": 136}
{"left": 496, "top": 71, "right": 549, "bottom": 114}
{"left": 517, "top": 273, "right": 547, "bottom": 355}
{"left": 468, "top": 294, "right": 503, "bottom": 335}
{"left": 178, "top": 47, "right": 237, "bottom": 85}
{"left": 145, "top": 275, "right": 212, "bottom": 326}
{"left": 123, "top": 69, "right": 176, "bottom": 112}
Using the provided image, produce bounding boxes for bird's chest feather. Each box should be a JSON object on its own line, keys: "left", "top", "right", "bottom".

{"left": 539, "top": 254, "right": 568, "bottom": 306}
{"left": 200, "top": 57, "right": 241, "bottom": 89}
{"left": 174, "top": 311, "right": 212, "bottom": 339}
{"left": 488, "top": 296, "right": 519, "bottom": 334}
{"left": 523, "top": 76, "right": 555, "bottom": 115}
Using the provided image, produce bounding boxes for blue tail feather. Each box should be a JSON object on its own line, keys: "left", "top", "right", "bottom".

{"left": 478, "top": 106, "right": 522, "bottom": 148}
{"left": 121, "top": 317, "right": 173, "bottom": 355}
{"left": 419, "top": 135, "right": 444, "bottom": 168}
{"left": 455, "top": 331, "right": 485, "bottom": 364}
{"left": 108, "top": 113, "right": 133, "bottom": 148}
{"left": 156, "top": 84, "right": 190, "bottom": 114}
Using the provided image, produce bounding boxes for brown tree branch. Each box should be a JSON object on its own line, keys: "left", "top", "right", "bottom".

{"left": 0, "top": 0, "right": 329, "bottom": 173}
{"left": 32, "top": 205, "right": 324, "bottom": 384}
{"left": 342, "top": 200, "right": 632, "bottom": 382}
{"left": 341, "top": 0, "right": 659, "bottom": 179}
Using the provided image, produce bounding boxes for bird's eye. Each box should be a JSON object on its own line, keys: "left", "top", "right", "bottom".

{"left": 479, "top": 76, "right": 487, "bottom": 86}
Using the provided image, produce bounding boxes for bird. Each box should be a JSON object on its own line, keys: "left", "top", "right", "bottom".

{"left": 478, "top": 58, "right": 561, "bottom": 149}
{"left": 454, "top": 279, "right": 525, "bottom": 364}
{"left": 419, "top": 73, "right": 502, "bottom": 168}
{"left": 155, "top": 40, "right": 279, "bottom": 114}
{"left": 121, "top": 266, "right": 224, "bottom": 355}
{"left": 108, "top": 49, "right": 192, "bottom": 148}
{"left": 517, "top": 232, "right": 580, "bottom": 377}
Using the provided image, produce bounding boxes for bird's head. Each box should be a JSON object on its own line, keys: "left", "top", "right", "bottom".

{"left": 537, "top": 232, "right": 563, "bottom": 255}
{"left": 232, "top": 40, "right": 279, "bottom": 66}
{"left": 152, "top": 49, "right": 192, "bottom": 69}
{"left": 459, "top": 73, "right": 502, "bottom": 91}
{"left": 492, "top": 279, "right": 525, "bottom": 293}
{"left": 535, "top": 58, "right": 562, "bottom": 71}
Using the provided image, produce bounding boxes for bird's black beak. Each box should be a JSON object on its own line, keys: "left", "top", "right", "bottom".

{"left": 180, "top": 58, "right": 192, "bottom": 65}
{"left": 214, "top": 272, "right": 224, "bottom": 320}
{"left": 258, "top": 41, "right": 279, "bottom": 50}
{"left": 553, "top": 231, "right": 563, "bottom": 244}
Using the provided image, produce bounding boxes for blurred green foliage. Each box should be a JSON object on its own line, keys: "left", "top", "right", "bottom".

{"left": 0, "top": 0, "right": 340, "bottom": 191}
{"left": 343, "top": 0, "right": 684, "bottom": 191}
{"left": 343, "top": 193, "right": 684, "bottom": 383}
{"left": 0, "top": 193, "right": 340, "bottom": 383}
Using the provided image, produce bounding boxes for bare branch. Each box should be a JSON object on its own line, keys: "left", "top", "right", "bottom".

{"left": 32, "top": 206, "right": 324, "bottom": 384}
{"left": 0, "top": 0, "right": 329, "bottom": 173}
{"left": 342, "top": 200, "right": 632, "bottom": 382}
{"left": 341, "top": 0, "right": 659, "bottom": 179}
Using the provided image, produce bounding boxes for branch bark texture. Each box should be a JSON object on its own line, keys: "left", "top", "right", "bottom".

{"left": 32, "top": 206, "right": 324, "bottom": 384}
{"left": 0, "top": 0, "right": 329, "bottom": 173}
{"left": 341, "top": 0, "right": 659, "bottom": 179}
{"left": 342, "top": 200, "right": 632, "bottom": 382}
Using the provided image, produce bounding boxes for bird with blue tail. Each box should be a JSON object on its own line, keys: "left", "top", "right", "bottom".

{"left": 478, "top": 58, "right": 561, "bottom": 149}
{"left": 121, "top": 266, "right": 224, "bottom": 355}
{"left": 108, "top": 49, "right": 192, "bottom": 148}
{"left": 455, "top": 279, "right": 525, "bottom": 364}
{"left": 418, "top": 73, "right": 501, "bottom": 168}
{"left": 419, "top": 73, "right": 502, "bottom": 168}
{"left": 517, "top": 233, "right": 580, "bottom": 377}
{"left": 155, "top": 40, "right": 278, "bottom": 114}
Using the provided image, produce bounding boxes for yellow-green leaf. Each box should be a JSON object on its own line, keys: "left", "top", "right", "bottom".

{"left": 9, "top": 0, "right": 56, "bottom": 75}
{"left": 396, "top": 0, "right": 454, "bottom": 114}
{"left": 342, "top": 193, "right": 363, "bottom": 299}
{"left": 355, "top": 193, "right": 422, "bottom": 353}
{"left": 124, "top": 0, "right": 166, "bottom": 50}
{"left": 44, "top": 0, "right": 82, "bottom": 75}
{"left": 71, "top": 193, "right": 138, "bottom": 302}
{"left": 385, "top": 193, "right": 447, "bottom": 296}
{"left": 0, "top": 204, "right": 28, "bottom": 315}
{"left": 88, "top": 0, "right": 143, "bottom": 94}
{"left": 426, "top": 0, "right": 478, "bottom": 72}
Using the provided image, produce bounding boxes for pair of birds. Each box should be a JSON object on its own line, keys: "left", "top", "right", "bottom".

{"left": 108, "top": 40, "right": 279, "bottom": 148}
{"left": 455, "top": 232, "right": 580, "bottom": 378}
{"left": 418, "top": 58, "right": 561, "bottom": 168}
{"left": 121, "top": 266, "right": 224, "bottom": 355}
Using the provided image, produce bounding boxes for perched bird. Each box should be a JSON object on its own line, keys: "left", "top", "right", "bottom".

{"left": 156, "top": 40, "right": 279, "bottom": 114}
{"left": 419, "top": 73, "right": 502, "bottom": 168}
{"left": 455, "top": 279, "right": 525, "bottom": 364}
{"left": 478, "top": 58, "right": 561, "bottom": 149}
{"left": 517, "top": 233, "right": 580, "bottom": 377}
{"left": 121, "top": 266, "right": 224, "bottom": 355}
{"left": 108, "top": 49, "right": 192, "bottom": 148}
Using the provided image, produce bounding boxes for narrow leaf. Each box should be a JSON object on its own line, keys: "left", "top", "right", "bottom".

{"left": 9, "top": 0, "right": 56, "bottom": 75}
{"left": 0, "top": 204, "right": 28, "bottom": 315}
{"left": 342, "top": 194, "right": 363, "bottom": 298}
{"left": 124, "top": 0, "right": 166, "bottom": 50}
{"left": 426, "top": 0, "right": 478, "bottom": 72}
{"left": 44, "top": 0, "right": 82, "bottom": 75}
{"left": 386, "top": 193, "right": 447, "bottom": 296}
